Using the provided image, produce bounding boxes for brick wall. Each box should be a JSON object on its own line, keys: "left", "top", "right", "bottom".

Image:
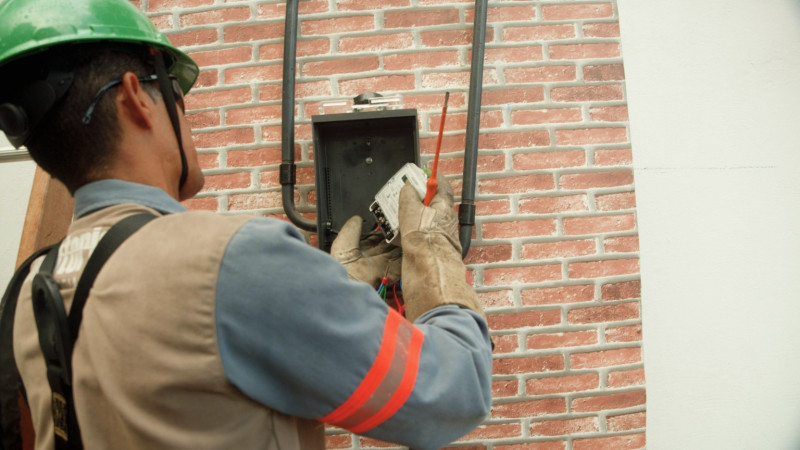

{"left": 137, "top": 0, "right": 644, "bottom": 448}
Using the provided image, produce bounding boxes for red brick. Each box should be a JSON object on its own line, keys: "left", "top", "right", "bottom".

{"left": 601, "top": 280, "right": 641, "bottom": 301}
{"left": 590, "top": 105, "right": 629, "bottom": 122}
{"left": 573, "top": 390, "right": 646, "bottom": 413}
{"left": 224, "top": 22, "right": 284, "bottom": 43}
{"left": 480, "top": 174, "right": 554, "bottom": 195}
{"left": 527, "top": 373, "right": 599, "bottom": 396}
{"left": 149, "top": 14, "right": 172, "bottom": 31}
{"left": 466, "top": 5, "right": 537, "bottom": 23}
{"left": 487, "top": 309, "right": 561, "bottom": 330}
{"left": 195, "top": 152, "right": 219, "bottom": 170}
{"left": 563, "top": 214, "right": 635, "bottom": 235}
{"left": 506, "top": 66, "right": 577, "bottom": 84}
{"left": 194, "top": 128, "right": 254, "bottom": 149}
{"left": 494, "top": 355, "right": 566, "bottom": 374}
{"left": 609, "top": 370, "right": 647, "bottom": 393}
{"left": 571, "top": 347, "right": 641, "bottom": 369}
{"left": 521, "top": 240, "right": 596, "bottom": 260}
{"left": 188, "top": 46, "right": 252, "bottom": 67}
{"left": 186, "top": 87, "right": 253, "bottom": 110}
{"left": 339, "top": 32, "right": 414, "bottom": 52}
{"left": 551, "top": 84, "right": 623, "bottom": 102}
{"left": 296, "top": 80, "right": 333, "bottom": 98}
{"left": 422, "top": 69, "right": 498, "bottom": 90}
{"left": 420, "top": 134, "right": 466, "bottom": 155}
{"left": 166, "top": 29, "right": 218, "bottom": 47}
{"left": 464, "top": 244, "right": 513, "bottom": 265}
{"left": 325, "top": 433, "right": 353, "bottom": 449}
{"left": 607, "top": 411, "right": 646, "bottom": 431}
{"left": 596, "top": 191, "right": 637, "bottom": 211}
{"left": 228, "top": 191, "right": 283, "bottom": 211}
{"left": 476, "top": 198, "right": 512, "bottom": 215}
{"left": 503, "top": 25, "right": 576, "bottom": 42}
{"left": 492, "top": 379, "right": 519, "bottom": 398}
{"left": 303, "top": 56, "right": 379, "bottom": 76}
{"left": 584, "top": 22, "right": 621, "bottom": 38}
{"left": 550, "top": 43, "right": 620, "bottom": 60}
{"left": 203, "top": 172, "right": 251, "bottom": 191}
{"left": 494, "top": 443, "right": 566, "bottom": 450}
{"left": 458, "top": 423, "right": 522, "bottom": 441}
{"left": 491, "top": 398, "right": 566, "bottom": 418}
{"left": 568, "top": 258, "right": 639, "bottom": 279}
{"left": 542, "top": 3, "right": 613, "bottom": 20}
{"left": 604, "top": 235, "right": 639, "bottom": 253}
{"left": 360, "top": 436, "right": 406, "bottom": 447}
{"left": 482, "top": 219, "right": 557, "bottom": 239}
{"left": 482, "top": 87, "right": 545, "bottom": 105}
{"left": 337, "top": 0, "right": 409, "bottom": 10}
{"left": 483, "top": 265, "right": 562, "bottom": 286}
{"left": 556, "top": 127, "right": 627, "bottom": 145}
{"left": 385, "top": 51, "right": 460, "bottom": 70}
{"left": 584, "top": 64, "right": 626, "bottom": 81}
{"left": 302, "top": 15, "right": 374, "bottom": 35}
{"left": 512, "top": 108, "right": 582, "bottom": 125}
{"left": 226, "top": 105, "right": 283, "bottom": 125}
{"left": 521, "top": 285, "right": 594, "bottom": 306}
{"left": 527, "top": 331, "right": 598, "bottom": 351}
{"left": 180, "top": 7, "right": 250, "bottom": 27}
{"left": 606, "top": 325, "right": 643, "bottom": 344}
{"left": 594, "top": 148, "right": 633, "bottom": 166}
{"left": 492, "top": 334, "right": 520, "bottom": 354}
{"left": 481, "top": 130, "right": 550, "bottom": 149}
{"left": 259, "top": 39, "right": 331, "bottom": 60}
{"left": 385, "top": 8, "right": 460, "bottom": 28}
{"left": 477, "top": 290, "right": 514, "bottom": 309}
{"left": 338, "top": 75, "right": 415, "bottom": 96}
{"left": 514, "top": 150, "right": 585, "bottom": 170}
{"left": 567, "top": 302, "right": 639, "bottom": 325}
{"left": 483, "top": 46, "right": 544, "bottom": 64}
{"left": 182, "top": 196, "right": 217, "bottom": 212}
{"left": 148, "top": 0, "right": 212, "bottom": 11}
{"left": 224, "top": 65, "right": 284, "bottom": 83}
{"left": 436, "top": 153, "right": 505, "bottom": 176}
{"left": 186, "top": 110, "right": 220, "bottom": 130}
{"left": 421, "top": 28, "right": 494, "bottom": 47}
{"left": 519, "top": 194, "right": 588, "bottom": 214}
{"left": 531, "top": 417, "right": 599, "bottom": 437}
{"left": 573, "top": 433, "right": 646, "bottom": 450}
{"left": 227, "top": 147, "right": 282, "bottom": 168}
{"left": 560, "top": 170, "right": 633, "bottom": 189}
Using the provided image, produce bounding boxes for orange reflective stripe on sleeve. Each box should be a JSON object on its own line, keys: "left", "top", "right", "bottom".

{"left": 320, "top": 308, "right": 425, "bottom": 433}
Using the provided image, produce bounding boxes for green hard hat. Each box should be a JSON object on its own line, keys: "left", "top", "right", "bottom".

{"left": 0, "top": 0, "right": 198, "bottom": 94}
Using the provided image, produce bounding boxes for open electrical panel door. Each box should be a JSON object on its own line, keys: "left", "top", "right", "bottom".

{"left": 312, "top": 109, "right": 419, "bottom": 253}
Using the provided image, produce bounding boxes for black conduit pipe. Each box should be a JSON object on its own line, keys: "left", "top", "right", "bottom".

{"left": 459, "top": 0, "right": 488, "bottom": 258}
{"left": 280, "top": 0, "right": 316, "bottom": 231}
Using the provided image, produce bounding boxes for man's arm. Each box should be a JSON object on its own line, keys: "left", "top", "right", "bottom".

{"left": 214, "top": 218, "right": 491, "bottom": 449}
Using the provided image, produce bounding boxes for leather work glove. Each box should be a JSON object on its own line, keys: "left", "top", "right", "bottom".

{"left": 331, "top": 215, "right": 402, "bottom": 288}
{"left": 397, "top": 176, "right": 484, "bottom": 322}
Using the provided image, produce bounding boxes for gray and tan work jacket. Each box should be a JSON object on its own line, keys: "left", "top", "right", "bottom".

{"left": 13, "top": 180, "right": 492, "bottom": 449}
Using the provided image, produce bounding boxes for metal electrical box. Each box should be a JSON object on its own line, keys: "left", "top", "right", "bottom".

{"left": 312, "top": 108, "right": 419, "bottom": 252}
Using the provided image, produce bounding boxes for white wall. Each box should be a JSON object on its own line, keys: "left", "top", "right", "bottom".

{"left": 618, "top": 0, "right": 800, "bottom": 448}
{"left": 0, "top": 135, "right": 35, "bottom": 284}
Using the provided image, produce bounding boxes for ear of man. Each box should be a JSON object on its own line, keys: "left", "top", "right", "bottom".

{"left": 117, "top": 72, "right": 156, "bottom": 130}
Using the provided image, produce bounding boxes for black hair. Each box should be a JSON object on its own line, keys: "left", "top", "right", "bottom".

{"left": 5, "top": 45, "right": 162, "bottom": 193}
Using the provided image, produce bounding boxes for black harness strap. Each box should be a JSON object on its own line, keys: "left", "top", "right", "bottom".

{"left": 1, "top": 244, "right": 58, "bottom": 450}
{"left": 2, "top": 213, "right": 156, "bottom": 450}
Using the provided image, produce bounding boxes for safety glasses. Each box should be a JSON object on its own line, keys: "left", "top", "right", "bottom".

{"left": 82, "top": 74, "right": 184, "bottom": 125}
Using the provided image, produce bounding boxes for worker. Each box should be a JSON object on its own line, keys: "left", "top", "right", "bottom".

{"left": 0, "top": 0, "right": 492, "bottom": 449}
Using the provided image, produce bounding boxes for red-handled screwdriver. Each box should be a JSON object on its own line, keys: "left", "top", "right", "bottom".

{"left": 423, "top": 91, "right": 449, "bottom": 206}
